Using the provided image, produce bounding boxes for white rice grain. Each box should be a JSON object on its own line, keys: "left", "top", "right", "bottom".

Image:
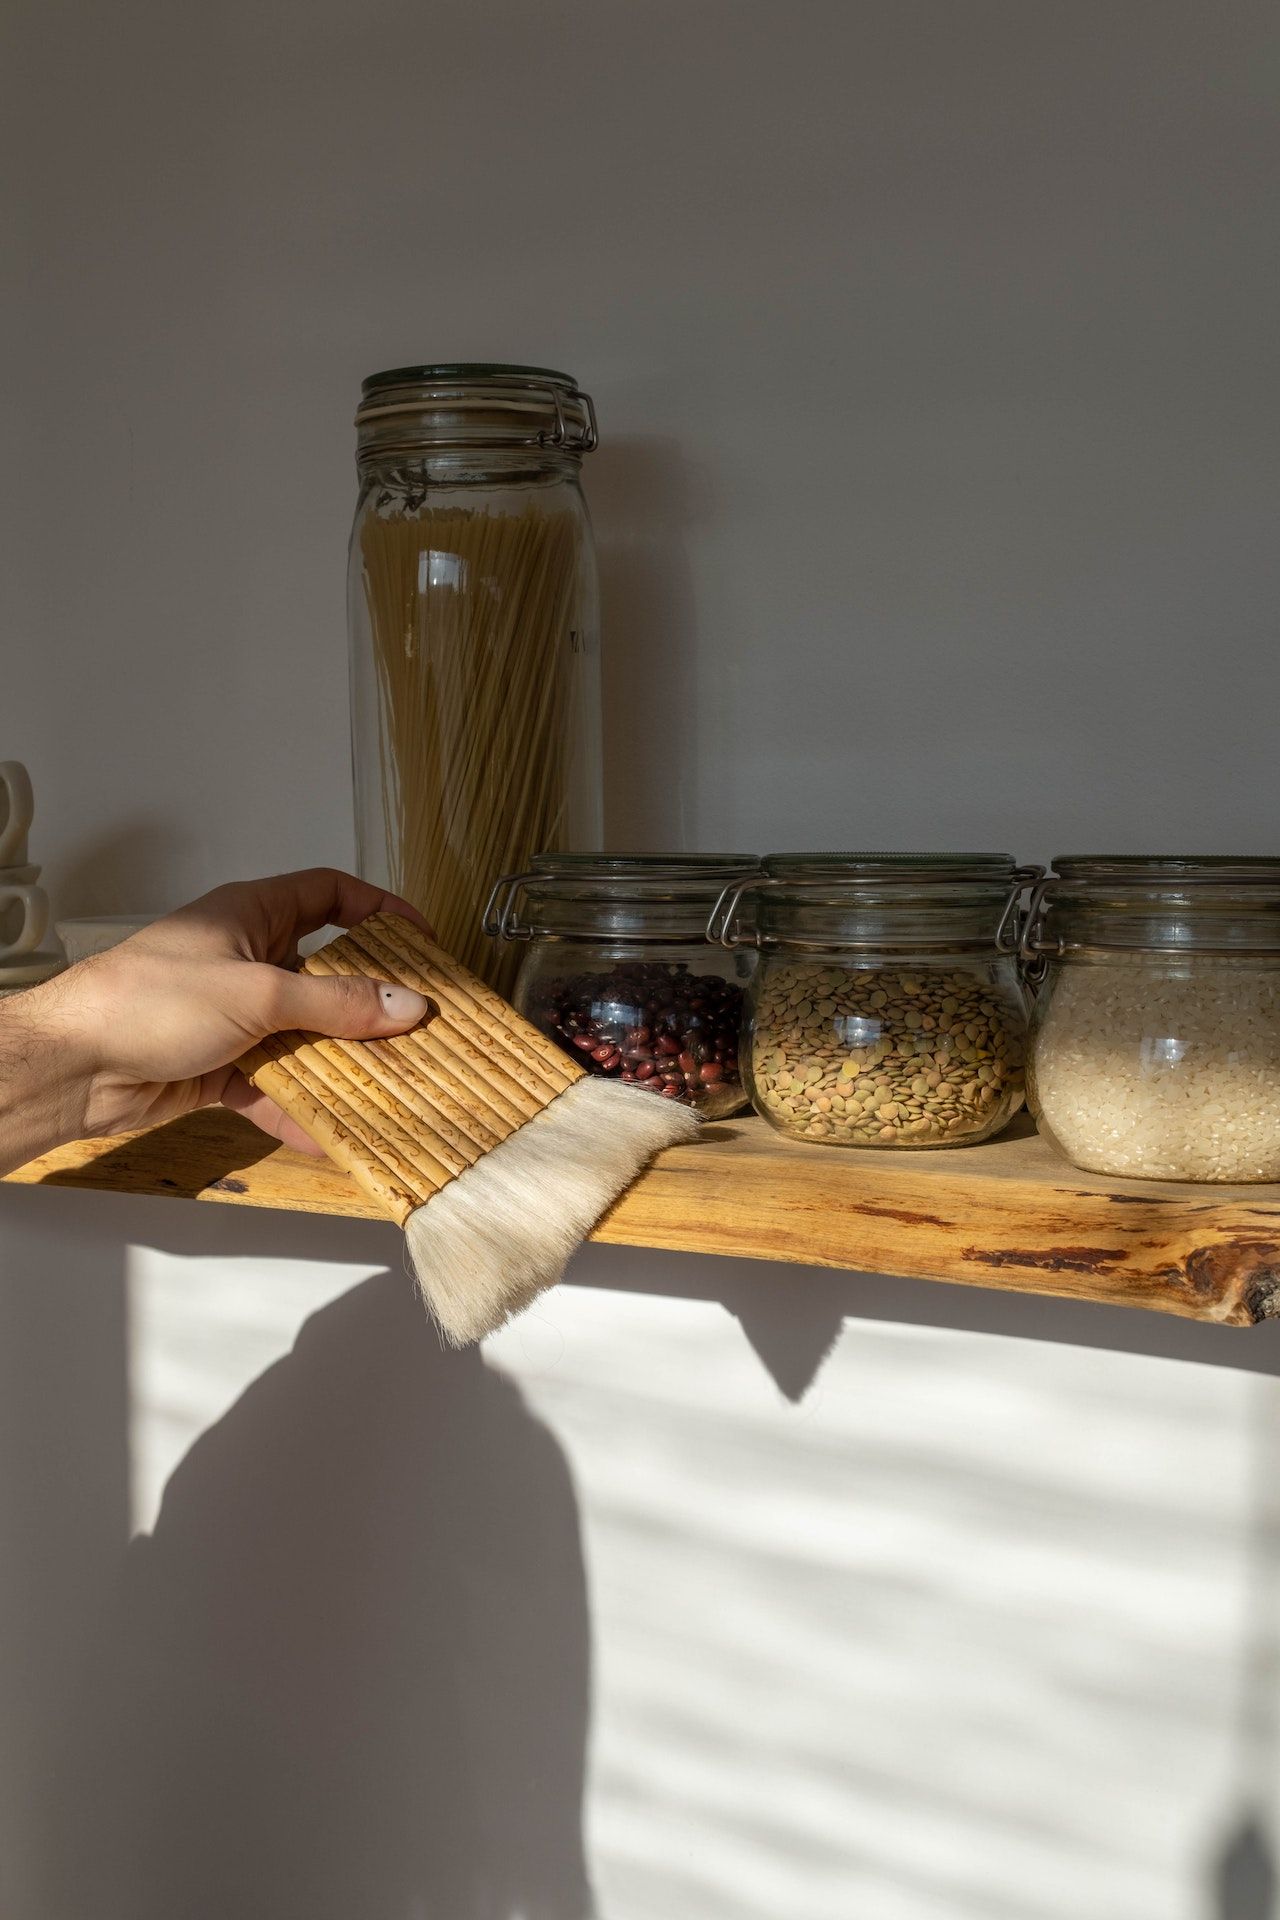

{"left": 1029, "top": 961, "right": 1280, "bottom": 1182}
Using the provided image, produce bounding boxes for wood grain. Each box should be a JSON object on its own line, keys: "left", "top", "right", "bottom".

{"left": 7, "top": 1110, "right": 1280, "bottom": 1326}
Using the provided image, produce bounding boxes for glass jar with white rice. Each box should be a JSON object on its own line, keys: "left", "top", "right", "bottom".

{"left": 1024, "top": 858, "right": 1280, "bottom": 1182}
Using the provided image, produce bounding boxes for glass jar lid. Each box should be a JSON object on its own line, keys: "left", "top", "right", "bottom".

{"left": 717, "top": 852, "right": 1039, "bottom": 953}
{"left": 356, "top": 363, "right": 597, "bottom": 462}
{"left": 762, "top": 852, "right": 1019, "bottom": 877}
{"left": 485, "top": 853, "right": 760, "bottom": 945}
{"left": 1025, "top": 855, "right": 1280, "bottom": 956}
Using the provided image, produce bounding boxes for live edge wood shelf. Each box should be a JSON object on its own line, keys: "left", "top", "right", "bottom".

{"left": 7, "top": 1109, "right": 1280, "bottom": 1327}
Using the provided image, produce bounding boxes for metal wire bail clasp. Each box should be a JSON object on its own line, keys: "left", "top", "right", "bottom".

{"left": 709, "top": 875, "right": 766, "bottom": 949}
{"left": 481, "top": 871, "right": 538, "bottom": 941}
{"left": 536, "top": 385, "right": 598, "bottom": 453}
{"left": 994, "top": 863, "right": 1046, "bottom": 955}
{"left": 1017, "top": 874, "right": 1059, "bottom": 986}
{"left": 578, "top": 390, "right": 599, "bottom": 453}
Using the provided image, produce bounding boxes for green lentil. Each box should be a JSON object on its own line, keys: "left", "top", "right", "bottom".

{"left": 749, "top": 962, "right": 1026, "bottom": 1149}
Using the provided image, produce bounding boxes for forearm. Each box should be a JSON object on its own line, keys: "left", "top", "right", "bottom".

{"left": 0, "top": 981, "right": 93, "bottom": 1176}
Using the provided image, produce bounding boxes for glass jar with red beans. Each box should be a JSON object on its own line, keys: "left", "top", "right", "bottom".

{"left": 483, "top": 854, "right": 759, "bottom": 1117}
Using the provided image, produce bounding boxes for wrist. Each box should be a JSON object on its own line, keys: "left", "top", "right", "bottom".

{"left": 0, "top": 974, "right": 98, "bottom": 1174}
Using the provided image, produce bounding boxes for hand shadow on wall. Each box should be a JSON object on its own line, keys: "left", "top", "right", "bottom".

{"left": 33, "top": 1269, "right": 594, "bottom": 1920}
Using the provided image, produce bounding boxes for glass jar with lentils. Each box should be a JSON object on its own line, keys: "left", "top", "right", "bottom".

{"left": 715, "top": 854, "right": 1038, "bottom": 1148}
{"left": 484, "top": 854, "right": 759, "bottom": 1118}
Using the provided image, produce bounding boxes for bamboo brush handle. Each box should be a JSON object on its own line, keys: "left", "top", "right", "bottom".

{"left": 238, "top": 914, "right": 585, "bottom": 1228}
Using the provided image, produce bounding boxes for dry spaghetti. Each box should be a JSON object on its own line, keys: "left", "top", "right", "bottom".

{"left": 357, "top": 501, "right": 586, "bottom": 995}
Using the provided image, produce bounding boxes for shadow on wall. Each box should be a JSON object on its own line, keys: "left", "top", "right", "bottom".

{"left": 1214, "top": 1814, "right": 1277, "bottom": 1920}
{"left": 0, "top": 1200, "right": 130, "bottom": 1920}
{"left": 573, "top": 1241, "right": 1280, "bottom": 1399}
{"left": 27, "top": 1267, "right": 594, "bottom": 1920}
{"left": 591, "top": 435, "right": 707, "bottom": 848}
{"left": 10, "top": 1183, "right": 1280, "bottom": 1918}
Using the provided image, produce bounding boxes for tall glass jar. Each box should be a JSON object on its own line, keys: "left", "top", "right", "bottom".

{"left": 1025, "top": 857, "right": 1280, "bottom": 1181}
{"left": 485, "top": 854, "right": 760, "bottom": 1117}
{"left": 349, "top": 364, "right": 602, "bottom": 994}
{"left": 718, "top": 854, "right": 1037, "bottom": 1148}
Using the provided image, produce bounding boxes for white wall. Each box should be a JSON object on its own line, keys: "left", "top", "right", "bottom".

{"left": 4, "top": 3, "right": 1280, "bottom": 1916}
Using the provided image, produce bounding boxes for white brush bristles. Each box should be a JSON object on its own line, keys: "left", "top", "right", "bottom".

{"left": 404, "top": 1076, "right": 700, "bottom": 1346}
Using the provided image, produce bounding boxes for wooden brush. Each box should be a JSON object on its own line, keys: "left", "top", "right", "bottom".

{"left": 237, "top": 914, "right": 700, "bottom": 1344}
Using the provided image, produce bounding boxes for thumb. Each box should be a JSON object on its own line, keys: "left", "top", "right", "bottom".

{"left": 266, "top": 968, "right": 429, "bottom": 1040}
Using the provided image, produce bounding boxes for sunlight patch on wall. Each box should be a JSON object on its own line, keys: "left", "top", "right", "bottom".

{"left": 125, "top": 1248, "right": 386, "bottom": 1534}
{"left": 486, "top": 1271, "right": 1265, "bottom": 1920}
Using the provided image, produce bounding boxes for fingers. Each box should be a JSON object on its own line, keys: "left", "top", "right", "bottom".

{"left": 227, "top": 969, "right": 430, "bottom": 1147}
{"left": 138, "top": 870, "right": 433, "bottom": 971}
{"left": 220, "top": 1071, "right": 328, "bottom": 1155}
{"left": 262, "top": 869, "right": 432, "bottom": 942}
{"left": 259, "top": 966, "right": 429, "bottom": 1040}
{"left": 363, "top": 885, "right": 433, "bottom": 935}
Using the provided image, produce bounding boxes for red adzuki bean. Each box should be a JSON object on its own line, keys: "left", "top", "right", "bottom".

{"left": 545, "top": 961, "right": 745, "bottom": 1113}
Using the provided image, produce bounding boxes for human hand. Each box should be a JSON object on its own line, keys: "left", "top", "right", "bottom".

{"left": 1, "top": 869, "right": 431, "bottom": 1170}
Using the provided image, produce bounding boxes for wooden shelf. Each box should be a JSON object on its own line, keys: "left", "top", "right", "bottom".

{"left": 7, "top": 1109, "right": 1280, "bottom": 1326}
